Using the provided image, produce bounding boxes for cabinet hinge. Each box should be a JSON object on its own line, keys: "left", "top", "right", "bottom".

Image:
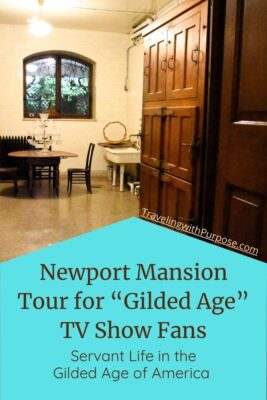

{"left": 162, "top": 108, "right": 175, "bottom": 117}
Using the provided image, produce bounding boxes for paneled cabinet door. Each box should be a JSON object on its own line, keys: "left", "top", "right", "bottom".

{"left": 143, "top": 28, "right": 167, "bottom": 102}
{"left": 166, "top": 10, "right": 201, "bottom": 100}
{"left": 142, "top": 107, "right": 163, "bottom": 168}
{"left": 160, "top": 173, "right": 194, "bottom": 224}
{"left": 213, "top": 0, "right": 267, "bottom": 260}
{"left": 162, "top": 106, "right": 198, "bottom": 181}
{"left": 140, "top": 164, "right": 160, "bottom": 216}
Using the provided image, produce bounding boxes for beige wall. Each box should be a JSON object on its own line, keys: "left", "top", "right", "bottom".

{"left": 0, "top": 24, "right": 133, "bottom": 172}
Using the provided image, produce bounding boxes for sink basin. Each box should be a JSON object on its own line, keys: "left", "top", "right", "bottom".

{"left": 105, "top": 147, "right": 140, "bottom": 164}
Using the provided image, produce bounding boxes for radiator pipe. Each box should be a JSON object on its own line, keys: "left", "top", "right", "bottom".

{"left": 124, "top": 42, "right": 138, "bottom": 91}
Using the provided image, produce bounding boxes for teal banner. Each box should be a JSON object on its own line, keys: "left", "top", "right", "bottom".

{"left": 0, "top": 218, "right": 266, "bottom": 399}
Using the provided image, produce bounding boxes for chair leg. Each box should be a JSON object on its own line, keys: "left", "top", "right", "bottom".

{"left": 67, "top": 171, "right": 93, "bottom": 194}
{"left": 86, "top": 172, "right": 89, "bottom": 192}
{"left": 48, "top": 166, "right": 52, "bottom": 185}
{"left": 69, "top": 174, "right": 72, "bottom": 195}
{"left": 88, "top": 175, "right": 92, "bottom": 194}
{"left": 14, "top": 175, "right": 18, "bottom": 196}
{"left": 86, "top": 172, "right": 92, "bottom": 193}
{"left": 67, "top": 173, "right": 71, "bottom": 193}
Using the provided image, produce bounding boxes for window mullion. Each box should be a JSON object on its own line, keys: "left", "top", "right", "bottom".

{"left": 55, "top": 56, "right": 61, "bottom": 116}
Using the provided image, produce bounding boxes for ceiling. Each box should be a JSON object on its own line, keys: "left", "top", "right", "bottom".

{"left": 0, "top": 0, "right": 173, "bottom": 33}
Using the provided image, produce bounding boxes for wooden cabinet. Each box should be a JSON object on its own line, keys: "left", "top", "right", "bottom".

{"left": 140, "top": 166, "right": 193, "bottom": 223}
{"left": 143, "top": 7, "right": 202, "bottom": 103}
{"left": 142, "top": 105, "right": 198, "bottom": 180}
{"left": 160, "top": 173, "right": 193, "bottom": 223}
{"left": 161, "top": 106, "right": 198, "bottom": 182}
{"left": 141, "top": 107, "right": 163, "bottom": 168}
{"left": 140, "top": 164, "right": 160, "bottom": 214}
{"left": 166, "top": 10, "right": 201, "bottom": 100}
{"left": 140, "top": 0, "right": 207, "bottom": 226}
{"left": 140, "top": 0, "right": 267, "bottom": 261}
{"left": 143, "top": 29, "right": 167, "bottom": 102}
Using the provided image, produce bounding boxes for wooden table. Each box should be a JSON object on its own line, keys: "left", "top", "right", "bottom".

{"left": 8, "top": 150, "right": 77, "bottom": 197}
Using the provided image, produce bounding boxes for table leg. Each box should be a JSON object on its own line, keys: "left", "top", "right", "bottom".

{"left": 54, "top": 164, "right": 59, "bottom": 197}
{"left": 53, "top": 165, "right": 56, "bottom": 189}
{"left": 119, "top": 164, "right": 125, "bottom": 192}
{"left": 28, "top": 164, "right": 33, "bottom": 197}
{"left": 112, "top": 164, "right": 117, "bottom": 186}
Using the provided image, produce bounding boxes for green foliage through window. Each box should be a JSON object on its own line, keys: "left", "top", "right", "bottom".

{"left": 24, "top": 53, "right": 92, "bottom": 118}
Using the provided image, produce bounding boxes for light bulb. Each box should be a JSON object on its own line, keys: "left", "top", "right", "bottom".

{"left": 28, "top": 18, "right": 52, "bottom": 37}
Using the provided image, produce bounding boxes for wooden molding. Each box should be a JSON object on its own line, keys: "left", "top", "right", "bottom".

{"left": 142, "top": 0, "right": 206, "bottom": 36}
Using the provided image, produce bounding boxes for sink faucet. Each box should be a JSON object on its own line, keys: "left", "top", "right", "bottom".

{"left": 129, "top": 132, "right": 142, "bottom": 150}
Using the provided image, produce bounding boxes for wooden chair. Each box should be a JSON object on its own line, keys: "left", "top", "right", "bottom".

{"left": 67, "top": 143, "right": 95, "bottom": 194}
{"left": 33, "top": 164, "right": 53, "bottom": 183}
{"left": 0, "top": 167, "right": 18, "bottom": 195}
{"left": 27, "top": 136, "right": 53, "bottom": 183}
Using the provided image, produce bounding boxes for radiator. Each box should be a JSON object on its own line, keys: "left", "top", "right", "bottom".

{"left": 0, "top": 136, "right": 32, "bottom": 179}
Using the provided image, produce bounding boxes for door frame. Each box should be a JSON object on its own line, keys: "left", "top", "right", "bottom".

{"left": 200, "top": 0, "right": 226, "bottom": 230}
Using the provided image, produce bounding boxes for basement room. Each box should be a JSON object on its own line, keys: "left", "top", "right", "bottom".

{"left": 0, "top": 0, "right": 266, "bottom": 261}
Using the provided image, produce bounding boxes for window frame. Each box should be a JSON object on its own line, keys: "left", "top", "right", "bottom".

{"left": 23, "top": 51, "right": 93, "bottom": 119}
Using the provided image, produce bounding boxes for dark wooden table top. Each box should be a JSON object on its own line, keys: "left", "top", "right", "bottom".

{"left": 8, "top": 150, "right": 78, "bottom": 158}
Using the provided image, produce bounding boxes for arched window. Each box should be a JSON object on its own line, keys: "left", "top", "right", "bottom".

{"left": 23, "top": 52, "right": 93, "bottom": 119}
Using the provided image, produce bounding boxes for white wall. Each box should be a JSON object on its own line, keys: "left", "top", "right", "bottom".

{"left": 0, "top": 24, "right": 131, "bottom": 172}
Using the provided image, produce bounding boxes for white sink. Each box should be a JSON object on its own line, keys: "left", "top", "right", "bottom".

{"left": 104, "top": 147, "right": 140, "bottom": 191}
{"left": 105, "top": 147, "right": 140, "bottom": 164}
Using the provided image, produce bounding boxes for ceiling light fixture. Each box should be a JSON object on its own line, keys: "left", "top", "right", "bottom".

{"left": 28, "top": 0, "right": 52, "bottom": 37}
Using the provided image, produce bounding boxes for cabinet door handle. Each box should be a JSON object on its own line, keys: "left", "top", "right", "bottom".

{"left": 144, "top": 66, "right": 150, "bottom": 77}
{"left": 191, "top": 47, "right": 200, "bottom": 64}
{"left": 167, "top": 56, "right": 175, "bottom": 70}
{"left": 152, "top": 170, "right": 160, "bottom": 178}
{"left": 160, "top": 58, "right": 167, "bottom": 71}
{"left": 164, "top": 164, "right": 175, "bottom": 171}
{"left": 161, "top": 175, "right": 171, "bottom": 184}
{"left": 181, "top": 139, "right": 200, "bottom": 159}
{"left": 181, "top": 141, "right": 200, "bottom": 149}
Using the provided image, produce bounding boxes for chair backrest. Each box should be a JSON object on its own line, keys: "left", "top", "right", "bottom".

{"left": 28, "top": 136, "right": 52, "bottom": 151}
{"left": 85, "top": 143, "right": 95, "bottom": 170}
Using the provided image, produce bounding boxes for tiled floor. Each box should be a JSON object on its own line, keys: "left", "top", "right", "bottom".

{"left": 0, "top": 175, "right": 139, "bottom": 262}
